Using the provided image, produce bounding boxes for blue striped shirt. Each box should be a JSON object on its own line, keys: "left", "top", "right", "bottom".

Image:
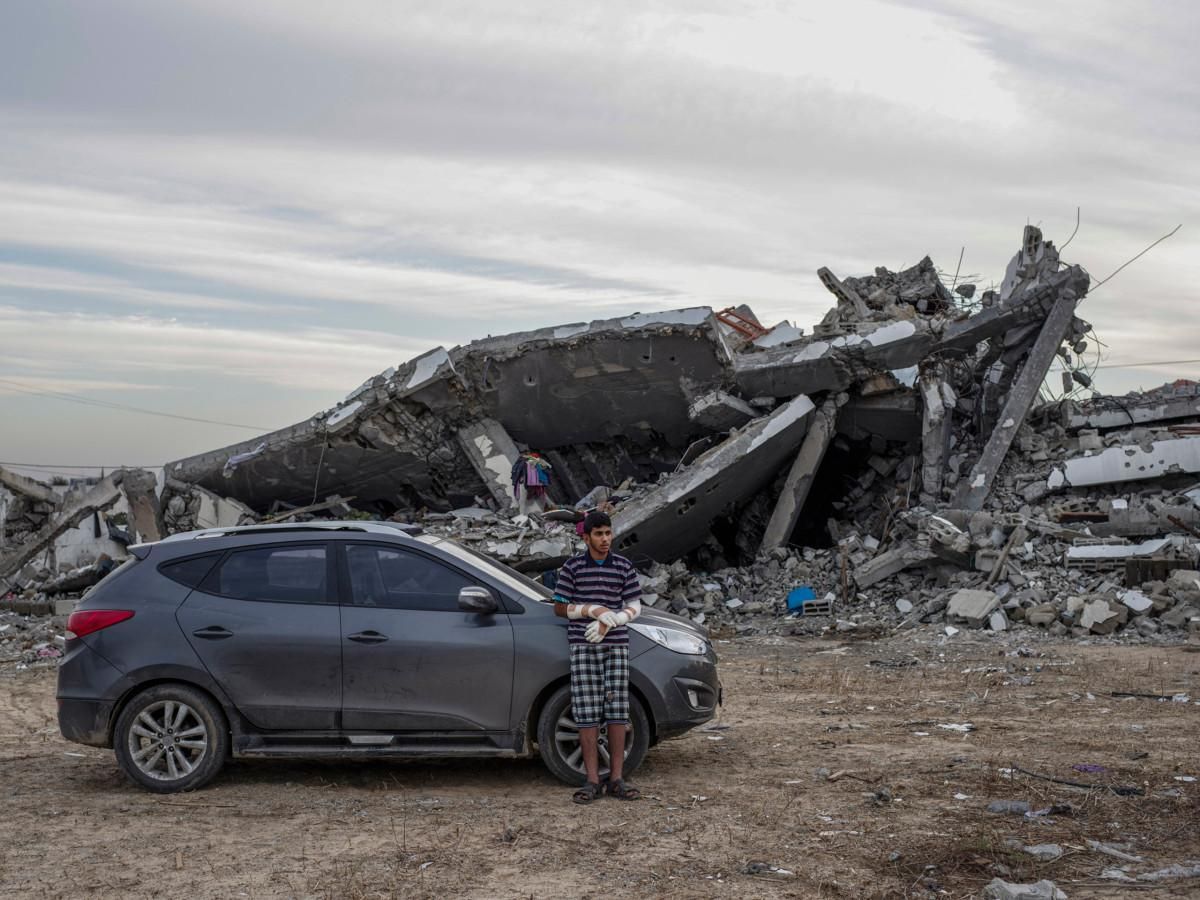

{"left": 554, "top": 552, "right": 641, "bottom": 645}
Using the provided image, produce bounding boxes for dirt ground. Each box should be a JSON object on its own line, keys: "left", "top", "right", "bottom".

{"left": 1, "top": 631, "right": 1198, "bottom": 899}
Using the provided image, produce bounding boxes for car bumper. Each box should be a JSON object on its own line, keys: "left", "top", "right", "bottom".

{"left": 632, "top": 644, "right": 722, "bottom": 741}
{"left": 58, "top": 698, "right": 115, "bottom": 747}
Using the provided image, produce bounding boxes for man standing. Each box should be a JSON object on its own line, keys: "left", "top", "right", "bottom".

{"left": 553, "top": 511, "right": 643, "bottom": 804}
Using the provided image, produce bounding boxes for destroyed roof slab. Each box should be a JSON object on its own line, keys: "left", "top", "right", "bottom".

{"left": 613, "top": 394, "right": 817, "bottom": 563}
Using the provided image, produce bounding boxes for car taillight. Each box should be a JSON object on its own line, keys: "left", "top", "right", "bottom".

{"left": 65, "top": 609, "right": 134, "bottom": 639}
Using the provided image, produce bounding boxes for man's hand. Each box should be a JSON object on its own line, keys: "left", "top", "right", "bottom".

{"left": 585, "top": 620, "right": 610, "bottom": 643}
{"left": 598, "top": 610, "right": 630, "bottom": 628}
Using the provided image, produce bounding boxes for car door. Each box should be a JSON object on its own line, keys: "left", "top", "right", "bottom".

{"left": 339, "top": 542, "right": 515, "bottom": 732}
{"left": 176, "top": 542, "right": 341, "bottom": 730}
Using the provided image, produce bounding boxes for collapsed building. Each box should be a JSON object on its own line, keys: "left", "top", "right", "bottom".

{"left": 3, "top": 225, "right": 1199, "bottom": 644}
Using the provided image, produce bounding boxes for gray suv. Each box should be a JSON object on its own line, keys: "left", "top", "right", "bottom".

{"left": 57, "top": 522, "right": 721, "bottom": 793}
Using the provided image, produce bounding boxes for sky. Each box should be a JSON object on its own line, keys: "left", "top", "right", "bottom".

{"left": 1, "top": 0, "right": 1198, "bottom": 479}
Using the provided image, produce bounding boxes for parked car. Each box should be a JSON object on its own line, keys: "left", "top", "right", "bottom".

{"left": 57, "top": 521, "right": 721, "bottom": 793}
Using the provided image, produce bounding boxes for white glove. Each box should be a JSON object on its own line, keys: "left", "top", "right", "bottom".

{"left": 599, "top": 610, "right": 630, "bottom": 628}
{"left": 585, "top": 620, "right": 606, "bottom": 643}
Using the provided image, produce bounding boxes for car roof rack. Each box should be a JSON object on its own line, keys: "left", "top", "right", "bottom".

{"left": 157, "top": 520, "right": 423, "bottom": 544}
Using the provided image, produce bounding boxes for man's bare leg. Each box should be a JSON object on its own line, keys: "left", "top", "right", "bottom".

{"left": 579, "top": 726, "right": 601, "bottom": 785}
{"left": 607, "top": 722, "right": 626, "bottom": 783}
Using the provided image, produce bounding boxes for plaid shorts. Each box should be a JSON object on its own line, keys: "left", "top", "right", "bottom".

{"left": 569, "top": 644, "right": 630, "bottom": 728}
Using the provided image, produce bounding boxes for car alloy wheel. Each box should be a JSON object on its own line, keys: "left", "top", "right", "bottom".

{"left": 114, "top": 684, "right": 229, "bottom": 793}
{"left": 127, "top": 699, "right": 209, "bottom": 781}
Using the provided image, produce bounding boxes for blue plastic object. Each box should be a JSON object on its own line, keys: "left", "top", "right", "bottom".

{"left": 786, "top": 586, "right": 817, "bottom": 612}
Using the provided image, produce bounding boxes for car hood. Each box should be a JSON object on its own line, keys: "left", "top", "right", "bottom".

{"left": 636, "top": 606, "right": 708, "bottom": 638}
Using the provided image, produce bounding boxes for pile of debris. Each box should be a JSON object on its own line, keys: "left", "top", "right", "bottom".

{"left": 3, "top": 224, "right": 1198, "bottom": 646}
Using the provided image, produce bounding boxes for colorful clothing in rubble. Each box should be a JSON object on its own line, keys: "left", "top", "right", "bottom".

{"left": 511, "top": 452, "right": 552, "bottom": 500}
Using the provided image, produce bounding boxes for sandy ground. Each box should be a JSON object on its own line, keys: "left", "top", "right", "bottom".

{"left": 1, "top": 632, "right": 1198, "bottom": 899}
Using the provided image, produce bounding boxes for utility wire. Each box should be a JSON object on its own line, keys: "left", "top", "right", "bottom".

{"left": 1054, "top": 357, "right": 1200, "bottom": 372}
{"left": 1089, "top": 223, "right": 1182, "bottom": 293}
{"left": 0, "top": 377, "right": 270, "bottom": 431}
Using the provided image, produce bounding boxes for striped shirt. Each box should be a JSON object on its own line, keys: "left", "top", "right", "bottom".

{"left": 554, "top": 552, "right": 641, "bottom": 645}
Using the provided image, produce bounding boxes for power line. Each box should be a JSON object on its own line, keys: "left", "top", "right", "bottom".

{"left": 1051, "top": 358, "right": 1200, "bottom": 372}
{"left": 0, "top": 377, "right": 270, "bottom": 431}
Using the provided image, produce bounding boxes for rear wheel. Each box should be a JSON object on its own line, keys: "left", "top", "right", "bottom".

{"left": 536, "top": 684, "right": 650, "bottom": 786}
{"left": 113, "top": 684, "right": 228, "bottom": 793}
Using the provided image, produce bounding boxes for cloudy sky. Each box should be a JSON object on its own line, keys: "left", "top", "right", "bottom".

{"left": 1, "top": 0, "right": 1197, "bottom": 477}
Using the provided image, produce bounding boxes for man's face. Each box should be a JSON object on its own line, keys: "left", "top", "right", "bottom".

{"left": 584, "top": 524, "right": 613, "bottom": 556}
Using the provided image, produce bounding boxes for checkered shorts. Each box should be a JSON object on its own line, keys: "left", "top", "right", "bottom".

{"left": 569, "top": 644, "right": 630, "bottom": 728}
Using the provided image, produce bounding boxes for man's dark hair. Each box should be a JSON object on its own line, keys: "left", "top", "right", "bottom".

{"left": 582, "top": 510, "right": 612, "bottom": 534}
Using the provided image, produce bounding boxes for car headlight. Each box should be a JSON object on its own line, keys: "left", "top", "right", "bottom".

{"left": 629, "top": 622, "right": 708, "bottom": 655}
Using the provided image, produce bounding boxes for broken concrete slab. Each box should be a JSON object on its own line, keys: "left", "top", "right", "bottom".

{"left": 456, "top": 418, "right": 520, "bottom": 511}
{"left": 1059, "top": 380, "right": 1200, "bottom": 431}
{"left": 0, "top": 466, "right": 59, "bottom": 505}
{"left": 853, "top": 542, "right": 936, "bottom": 589}
{"left": 688, "top": 391, "right": 758, "bottom": 432}
{"left": 947, "top": 589, "right": 1000, "bottom": 627}
{"left": 0, "top": 473, "right": 127, "bottom": 579}
{"left": 613, "top": 395, "right": 817, "bottom": 563}
{"left": 1049, "top": 436, "right": 1200, "bottom": 489}
{"left": 167, "top": 307, "right": 734, "bottom": 514}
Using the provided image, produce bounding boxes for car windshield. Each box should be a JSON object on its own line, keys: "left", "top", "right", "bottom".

{"left": 415, "top": 534, "right": 554, "bottom": 602}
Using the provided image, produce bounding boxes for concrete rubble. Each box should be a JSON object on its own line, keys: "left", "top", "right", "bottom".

{"left": 5, "top": 224, "right": 1200, "bottom": 646}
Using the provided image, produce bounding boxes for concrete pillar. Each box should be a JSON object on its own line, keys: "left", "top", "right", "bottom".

{"left": 120, "top": 468, "right": 164, "bottom": 543}
{"left": 759, "top": 397, "right": 839, "bottom": 554}
{"left": 954, "top": 296, "right": 1079, "bottom": 511}
{"left": 456, "top": 418, "right": 521, "bottom": 511}
{"left": 919, "top": 376, "right": 956, "bottom": 504}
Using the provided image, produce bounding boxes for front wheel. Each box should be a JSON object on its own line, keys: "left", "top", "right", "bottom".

{"left": 536, "top": 684, "right": 650, "bottom": 786}
{"left": 113, "top": 684, "right": 229, "bottom": 793}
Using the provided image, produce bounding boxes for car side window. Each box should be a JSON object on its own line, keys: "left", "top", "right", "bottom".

{"left": 345, "top": 545, "right": 475, "bottom": 612}
{"left": 201, "top": 545, "right": 330, "bottom": 605}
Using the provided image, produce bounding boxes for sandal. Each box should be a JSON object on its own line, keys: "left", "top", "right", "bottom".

{"left": 572, "top": 781, "right": 604, "bottom": 805}
{"left": 605, "top": 778, "right": 641, "bottom": 801}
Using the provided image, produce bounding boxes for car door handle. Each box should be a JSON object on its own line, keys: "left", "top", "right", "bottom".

{"left": 192, "top": 626, "right": 233, "bottom": 640}
{"left": 348, "top": 630, "right": 389, "bottom": 644}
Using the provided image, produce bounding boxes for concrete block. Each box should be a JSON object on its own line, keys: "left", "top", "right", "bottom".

{"left": 1166, "top": 569, "right": 1200, "bottom": 594}
{"left": 1081, "top": 598, "right": 1119, "bottom": 633}
{"left": 1161, "top": 603, "right": 1199, "bottom": 629}
{"left": 983, "top": 878, "right": 1067, "bottom": 900}
{"left": 1026, "top": 603, "right": 1059, "bottom": 627}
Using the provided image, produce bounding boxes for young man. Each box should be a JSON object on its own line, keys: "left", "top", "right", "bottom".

{"left": 553, "top": 511, "right": 643, "bottom": 804}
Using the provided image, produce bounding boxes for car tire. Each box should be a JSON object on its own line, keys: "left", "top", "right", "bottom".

{"left": 113, "top": 684, "right": 229, "bottom": 793}
{"left": 536, "top": 684, "right": 650, "bottom": 786}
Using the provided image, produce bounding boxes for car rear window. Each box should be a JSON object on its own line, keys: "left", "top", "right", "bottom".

{"left": 158, "top": 554, "right": 222, "bottom": 589}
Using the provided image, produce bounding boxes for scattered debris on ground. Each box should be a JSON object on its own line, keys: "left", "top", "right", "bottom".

{"left": 2, "top": 634, "right": 1196, "bottom": 898}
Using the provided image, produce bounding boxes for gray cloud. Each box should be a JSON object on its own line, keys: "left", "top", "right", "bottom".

{"left": 0, "top": 0, "right": 1196, "bottom": 467}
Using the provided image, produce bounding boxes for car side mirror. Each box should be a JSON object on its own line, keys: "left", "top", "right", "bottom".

{"left": 458, "top": 586, "right": 498, "bottom": 614}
